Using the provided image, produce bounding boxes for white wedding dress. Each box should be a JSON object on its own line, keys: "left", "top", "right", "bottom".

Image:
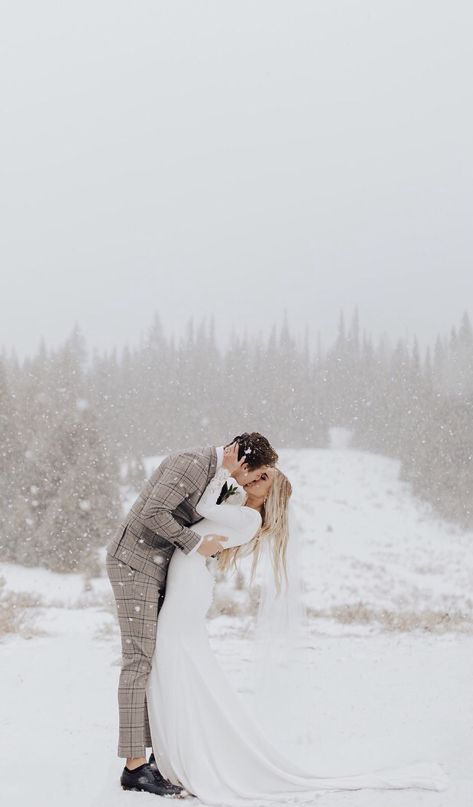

{"left": 146, "top": 469, "right": 447, "bottom": 806}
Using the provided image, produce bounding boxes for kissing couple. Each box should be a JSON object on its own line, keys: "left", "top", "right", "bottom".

{"left": 106, "top": 432, "right": 447, "bottom": 804}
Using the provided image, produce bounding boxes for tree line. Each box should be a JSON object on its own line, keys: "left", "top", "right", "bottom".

{"left": 1, "top": 309, "right": 472, "bottom": 574}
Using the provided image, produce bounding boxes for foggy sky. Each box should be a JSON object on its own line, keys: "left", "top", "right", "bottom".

{"left": 0, "top": 1, "right": 472, "bottom": 359}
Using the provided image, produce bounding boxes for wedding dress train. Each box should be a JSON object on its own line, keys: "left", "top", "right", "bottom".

{"left": 146, "top": 469, "right": 447, "bottom": 805}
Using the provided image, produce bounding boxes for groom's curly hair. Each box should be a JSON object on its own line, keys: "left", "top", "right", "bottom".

{"left": 225, "top": 432, "right": 278, "bottom": 469}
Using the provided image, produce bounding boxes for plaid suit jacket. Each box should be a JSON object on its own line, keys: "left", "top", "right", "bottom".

{"left": 106, "top": 445, "right": 218, "bottom": 582}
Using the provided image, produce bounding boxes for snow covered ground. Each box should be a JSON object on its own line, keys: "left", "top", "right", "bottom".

{"left": 1, "top": 444, "right": 472, "bottom": 806}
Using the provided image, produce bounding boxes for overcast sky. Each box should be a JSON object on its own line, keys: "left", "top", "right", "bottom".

{"left": 0, "top": 0, "right": 472, "bottom": 359}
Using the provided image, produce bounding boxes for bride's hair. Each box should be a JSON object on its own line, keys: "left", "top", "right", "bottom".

{"left": 216, "top": 469, "right": 292, "bottom": 595}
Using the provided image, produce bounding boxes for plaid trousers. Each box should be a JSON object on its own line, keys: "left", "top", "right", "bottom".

{"left": 106, "top": 552, "right": 164, "bottom": 758}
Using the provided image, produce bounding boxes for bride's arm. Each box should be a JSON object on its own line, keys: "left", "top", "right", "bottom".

{"left": 195, "top": 467, "right": 261, "bottom": 546}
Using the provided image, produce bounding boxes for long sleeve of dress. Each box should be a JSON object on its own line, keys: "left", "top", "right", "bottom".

{"left": 194, "top": 467, "right": 262, "bottom": 549}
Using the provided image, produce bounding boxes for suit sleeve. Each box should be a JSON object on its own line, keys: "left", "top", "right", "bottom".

{"left": 139, "top": 453, "right": 208, "bottom": 554}
{"left": 186, "top": 534, "right": 204, "bottom": 556}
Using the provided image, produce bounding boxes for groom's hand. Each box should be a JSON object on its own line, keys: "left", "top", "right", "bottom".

{"left": 197, "top": 534, "right": 229, "bottom": 557}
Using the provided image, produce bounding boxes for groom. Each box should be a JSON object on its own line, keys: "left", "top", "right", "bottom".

{"left": 106, "top": 432, "right": 278, "bottom": 796}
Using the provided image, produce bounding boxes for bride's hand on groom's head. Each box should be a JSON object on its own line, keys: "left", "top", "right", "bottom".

{"left": 223, "top": 442, "right": 249, "bottom": 477}
{"left": 197, "top": 534, "right": 229, "bottom": 557}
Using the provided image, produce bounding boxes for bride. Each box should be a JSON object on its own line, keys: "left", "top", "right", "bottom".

{"left": 145, "top": 444, "right": 448, "bottom": 805}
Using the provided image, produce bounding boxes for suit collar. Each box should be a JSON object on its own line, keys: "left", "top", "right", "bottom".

{"left": 208, "top": 445, "right": 218, "bottom": 478}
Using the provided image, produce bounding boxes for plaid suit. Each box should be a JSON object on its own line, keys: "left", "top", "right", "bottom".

{"left": 106, "top": 445, "right": 217, "bottom": 758}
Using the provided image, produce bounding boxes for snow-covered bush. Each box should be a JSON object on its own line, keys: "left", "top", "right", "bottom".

{"left": 0, "top": 576, "right": 42, "bottom": 637}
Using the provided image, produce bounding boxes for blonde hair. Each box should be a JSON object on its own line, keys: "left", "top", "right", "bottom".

{"left": 217, "top": 469, "right": 292, "bottom": 595}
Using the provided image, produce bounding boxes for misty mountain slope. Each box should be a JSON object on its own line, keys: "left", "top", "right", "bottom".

{"left": 274, "top": 447, "right": 472, "bottom": 627}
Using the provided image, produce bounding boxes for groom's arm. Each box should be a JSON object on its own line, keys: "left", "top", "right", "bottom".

{"left": 139, "top": 452, "right": 208, "bottom": 554}
{"left": 186, "top": 466, "right": 231, "bottom": 556}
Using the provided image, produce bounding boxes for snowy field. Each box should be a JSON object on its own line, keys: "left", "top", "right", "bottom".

{"left": 1, "top": 442, "right": 472, "bottom": 806}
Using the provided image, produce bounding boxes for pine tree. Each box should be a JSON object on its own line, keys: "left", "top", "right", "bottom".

{"left": 36, "top": 405, "right": 121, "bottom": 574}
{"left": 0, "top": 361, "right": 22, "bottom": 558}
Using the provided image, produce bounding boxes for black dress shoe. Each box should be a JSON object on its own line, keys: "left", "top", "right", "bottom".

{"left": 148, "top": 753, "right": 189, "bottom": 796}
{"left": 148, "top": 751, "right": 158, "bottom": 769}
{"left": 120, "top": 762, "right": 185, "bottom": 797}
